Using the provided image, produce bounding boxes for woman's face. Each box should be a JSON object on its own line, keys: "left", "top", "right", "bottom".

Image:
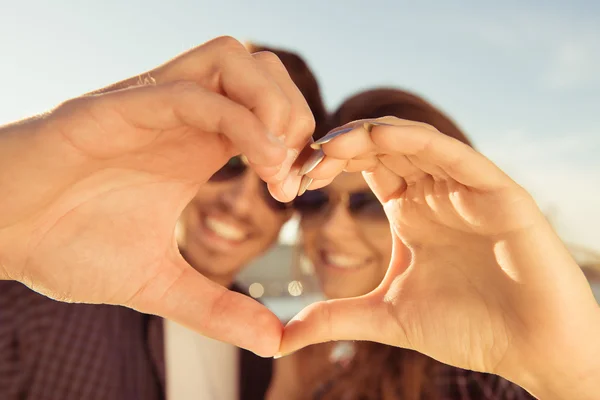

{"left": 179, "top": 158, "right": 291, "bottom": 286}
{"left": 299, "top": 172, "right": 400, "bottom": 299}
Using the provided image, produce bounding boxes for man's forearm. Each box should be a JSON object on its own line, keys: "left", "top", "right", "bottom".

{"left": 0, "top": 124, "right": 14, "bottom": 280}
{"left": 0, "top": 122, "right": 21, "bottom": 280}
{"left": 0, "top": 118, "right": 45, "bottom": 281}
{"left": 0, "top": 258, "right": 8, "bottom": 280}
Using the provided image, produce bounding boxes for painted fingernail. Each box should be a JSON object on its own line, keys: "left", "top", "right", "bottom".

{"left": 311, "top": 126, "right": 355, "bottom": 148}
{"left": 298, "top": 149, "right": 325, "bottom": 175}
{"left": 274, "top": 148, "right": 300, "bottom": 181}
{"left": 297, "top": 176, "right": 313, "bottom": 196}
{"left": 363, "top": 121, "right": 396, "bottom": 132}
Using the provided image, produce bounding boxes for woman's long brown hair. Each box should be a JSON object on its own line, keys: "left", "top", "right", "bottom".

{"left": 324, "top": 88, "right": 471, "bottom": 145}
{"left": 247, "top": 43, "right": 474, "bottom": 399}
{"left": 313, "top": 88, "right": 474, "bottom": 400}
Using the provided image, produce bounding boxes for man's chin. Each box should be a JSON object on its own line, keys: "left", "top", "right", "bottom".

{"left": 180, "top": 248, "right": 237, "bottom": 286}
{"left": 198, "top": 270, "right": 237, "bottom": 288}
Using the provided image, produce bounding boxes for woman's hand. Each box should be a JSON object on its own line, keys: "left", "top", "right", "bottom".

{"left": 281, "top": 117, "right": 600, "bottom": 398}
{"left": 0, "top": 36, "right": 315, "bottom": 357}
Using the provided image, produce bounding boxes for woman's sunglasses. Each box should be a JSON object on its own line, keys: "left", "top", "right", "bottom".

{"left": 293, "top": 188, "right": 386, "bottom": 220}
{"left": 210, "top": 157, "right": 387, "bottom": 219}
{"left": 209, "top": 156, "right": 290, "bottom": 211}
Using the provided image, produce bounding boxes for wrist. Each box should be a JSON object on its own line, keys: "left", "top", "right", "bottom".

{"left": 0, "top": 255, "right": 8, "bottom": 280}
{"left": 509, "top": 314, "right": 600, "bottom": 399}
{"left": 494, "top": 209, "right": 600, "bottom": 398}
{"left": 0, "top": 119, "right": 46, "bottom": 281}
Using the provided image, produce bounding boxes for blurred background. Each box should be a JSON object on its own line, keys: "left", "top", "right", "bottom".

{"left": 1, "top": 0, "right": 598, "bottom": 319}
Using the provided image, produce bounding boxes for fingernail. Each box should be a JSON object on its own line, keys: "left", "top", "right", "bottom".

{"left": 297, "top": 176, "right": 313, "bottom": 196}
{"left": 266, "top": 132, "right": 287, "bottom": 148}
{"left": 298, "top": 149, "right": 325, "bottom": 175}
{"left": 282, "top": 167, "right": 302, "bottom": 199}
{"left": 273, "top": 350, "right": 296, "bottom": 359}
{"left": 363, "top": 121, "right": 396, "bottom": 132}
{"left": 311, "top": 126, "right": 355, "bottom": 148}
{"left": 274, "top": 148, "right": 299, "bottom": 181}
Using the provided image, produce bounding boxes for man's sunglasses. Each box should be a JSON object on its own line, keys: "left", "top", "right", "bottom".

{"left": 209, "top": 156, "right": 290, "bottom": 211}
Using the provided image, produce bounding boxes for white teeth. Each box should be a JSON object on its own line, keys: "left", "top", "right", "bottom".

{"left": 204, "top": 217, "right": 246, "bottom": 241}
{"left": 325, "top": 253, "right": 365, "bottom": 269}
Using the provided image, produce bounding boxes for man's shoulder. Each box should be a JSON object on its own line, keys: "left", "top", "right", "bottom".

{"left": 0, "top": 281, "right": 64, "bottom": 346}
{"left": 0, "top": 281, "right": 138, "bottom": 332}
{"left": 0, "top": 281, "right": 52, "bottom": 310}
{"left": 230, "top": 282, "right": 247, "bottom": 296}
{"left": 230, "top": 282, "right": 274, "bottom": 399}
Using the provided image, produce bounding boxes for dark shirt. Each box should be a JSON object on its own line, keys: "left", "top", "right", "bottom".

{"left": 0, "top": 281, "right": 271, "bottom": 400}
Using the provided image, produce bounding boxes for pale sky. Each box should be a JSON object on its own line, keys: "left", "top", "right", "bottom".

{"left": 1, "top": 0, "right": 598, "bottom": 252}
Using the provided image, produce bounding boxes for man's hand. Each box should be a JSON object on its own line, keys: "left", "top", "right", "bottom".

{"left": 0, "top": 36, "right": 315, "bottom": 357}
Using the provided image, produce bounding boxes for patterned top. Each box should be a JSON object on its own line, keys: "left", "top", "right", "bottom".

{"left": 310, "top": 341, "right": 535, "bottom": 399}
{"left": 435, "top": 365, "right": 535, "bottom": 400}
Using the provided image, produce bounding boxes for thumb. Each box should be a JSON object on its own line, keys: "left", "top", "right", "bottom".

{"left": 278, "top": 294, "right": 406, "bottom": 357}
{"left": 128, "top": 255, "right": 283, "bottom": 357}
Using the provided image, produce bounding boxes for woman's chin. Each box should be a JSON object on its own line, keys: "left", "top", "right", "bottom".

{"left": 322, "top": 284, "right": 369, "bottom": 300}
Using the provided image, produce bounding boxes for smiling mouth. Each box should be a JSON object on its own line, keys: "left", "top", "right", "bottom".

{"left": 195, "top": 214, "right": 251, "bottom": 252}
{"left": 320, "top": 250, "right": 371, "bottom": 271}
{"left": 204, "top": 216, "right": 247, "bottom": 241}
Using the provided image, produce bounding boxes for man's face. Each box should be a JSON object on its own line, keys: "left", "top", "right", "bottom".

{"left": 179, "top": 160, "right": 291, "bottom": 286}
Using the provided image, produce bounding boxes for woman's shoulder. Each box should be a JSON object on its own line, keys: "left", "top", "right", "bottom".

{"left": 435, "top": 364, "right": 534, "bottom": 399}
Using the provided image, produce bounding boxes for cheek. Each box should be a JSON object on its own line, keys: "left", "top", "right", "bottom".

{"left": 366, "top": 226, "right": 394, "bottom": 270}
{"left": 254, "top": 211, "right": 289, "bottom": 246}
{"left": 182, "top": 191, "right": 217, "bottom": 220}
{"left": 179, "top": 203, "right": 198, "bottom": 232}
{"left": 299, "top": 225, "right": 318, "bottom": 258}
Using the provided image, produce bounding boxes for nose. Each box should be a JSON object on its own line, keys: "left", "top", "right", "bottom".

{"left": 319, "top": 202, "right": 358, "bottom": 243}
{"left": 218, "top": 171, "right": 263, "bottom": 216}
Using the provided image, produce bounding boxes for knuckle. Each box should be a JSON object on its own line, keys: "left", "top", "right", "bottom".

{"left": 210, "top": 35, "right": 246, "bottom": 53}
{"left": 54, "top": 96, "right": 89, "bottom": 115}
{"left": 262, "top": 93, "right": 291, "bottom": 133}
{"left": 50, "top": 96, "right": 100, "bottom": 127}
{"left": 410, "top": 119, "right": 438, "bottom": 133}
{"left": 253, "top": 50, "right": 284, "bottom": 67}
{"left": 418, "top": 121, "right": 438, "bottom": 133}
{"left": 169, "top": 80, "right": 201, "bottom": 97}
{"left": 294, "top": 110, "right": 316, "bottom": 136}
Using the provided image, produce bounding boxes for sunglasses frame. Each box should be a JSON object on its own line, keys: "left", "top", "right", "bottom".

{"left": 293, "top": 188, "right": 386, "bottom": 220}
{"left": 209, "top": 156, "right": 292, "bottom": 212}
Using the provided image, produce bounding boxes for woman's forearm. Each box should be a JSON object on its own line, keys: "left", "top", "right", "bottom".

{"left": 511, "top": 305, "right": 600, "bottom": 399}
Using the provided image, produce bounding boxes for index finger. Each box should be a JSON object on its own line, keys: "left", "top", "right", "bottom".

{"left": 250, "top": 50, "right": 316, "bottom": 201}
{"left": 152, "top": 37, "right": 294, "bottom": 147}
{"left": 89, "top": 37, "right": 298, "bottom": 172}
{"left": 312, "top": 119, "right": 514, "bottom": 191}
{"left": 369, "top": 123, "right": 513, "bottom": 190}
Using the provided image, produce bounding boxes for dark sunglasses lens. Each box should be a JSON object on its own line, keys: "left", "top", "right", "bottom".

{"left": 294, "top": 190, "right": 329, "bottom": 215}
{"left": 349, "top": 191, "right": 386, "bottom": 218}
{"left": 209, "top": 156, "right": 246, "bottom": 182}
{"left": 260, "top": 183, "right": 289, "bottom": 211}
